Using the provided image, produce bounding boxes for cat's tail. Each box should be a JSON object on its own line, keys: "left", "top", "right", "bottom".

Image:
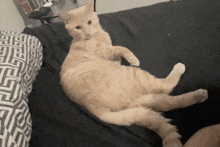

{"left": 98, "top": 107, "right": 182, "bottom": 147}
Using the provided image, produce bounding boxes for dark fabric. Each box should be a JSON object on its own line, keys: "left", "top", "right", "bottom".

{"left": 23, "top": 0, "right": 220, "bottom": 146}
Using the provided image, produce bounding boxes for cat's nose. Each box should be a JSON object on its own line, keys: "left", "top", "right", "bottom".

{"left": 84, "top": 28, "right": 91, "bottom": 36}
{"left": 85, "top": 31, "right": 91, "bottom": 36}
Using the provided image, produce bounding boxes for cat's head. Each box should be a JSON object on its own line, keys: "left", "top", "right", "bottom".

{"left": 59, "top": 0, "right": 100, "bottom": 41}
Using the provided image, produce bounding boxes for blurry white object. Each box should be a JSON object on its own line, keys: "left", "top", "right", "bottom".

{"left": 43, "top": 0, "right": 53, "bottom": 7}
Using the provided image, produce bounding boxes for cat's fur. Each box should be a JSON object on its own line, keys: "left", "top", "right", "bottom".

{"left": 59, "top": 1, "right": 208, "bottom": 146}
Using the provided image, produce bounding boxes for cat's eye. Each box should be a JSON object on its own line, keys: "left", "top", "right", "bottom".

{"left": 75, "top": 26, "right": 81, "bottom": 29}
{"left": 88, "top": 20, "right": 92, "bottom": 25}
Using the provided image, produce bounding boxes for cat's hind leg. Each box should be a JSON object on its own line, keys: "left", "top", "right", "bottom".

{"left": 129, "top": 89, "right": 208, "bottom": 112}
{"left": 164, "top": 63, "right": 185, "bottom": 94}
{"left": 165, "top": 63, "right": 185, "bottom": 83}
{"left": 98, "top": 107, "right": 182, "bottom": 147}
{"left": 152, "top": 63, "right": 186, "bottom": 94}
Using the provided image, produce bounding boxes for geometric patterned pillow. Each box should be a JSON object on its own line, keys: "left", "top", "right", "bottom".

{"left": 0, "top": 30, "right": 43, "bottom": 147}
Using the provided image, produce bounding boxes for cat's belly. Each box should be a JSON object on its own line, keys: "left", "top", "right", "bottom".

{"left": 60, "top": 60, "right": 142, "bottom": 111}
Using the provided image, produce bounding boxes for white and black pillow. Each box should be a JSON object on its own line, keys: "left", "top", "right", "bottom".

{"left": 0, "top": 30, "right": 43, "bottom": 147}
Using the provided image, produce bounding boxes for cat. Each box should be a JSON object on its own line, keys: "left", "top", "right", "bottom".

{"left": 59, "top": 0, "right": 208, "bottom": 146}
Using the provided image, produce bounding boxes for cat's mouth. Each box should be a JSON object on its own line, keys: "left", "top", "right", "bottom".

{"left": 85, "top": 36, "right": 91, "bottom": 40}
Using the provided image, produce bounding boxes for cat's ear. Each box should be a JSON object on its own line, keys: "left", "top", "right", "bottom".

{"left": 85, "top": 0, "right": 96, "bottom": 12}
{"left": 59, "top": 12, "right": 70, "bottom": 24}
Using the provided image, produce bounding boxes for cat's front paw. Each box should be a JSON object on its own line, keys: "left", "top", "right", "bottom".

{"left": 124, "top": 53, "right": 140, "bottom": 66}
{"left": 131, "top": 58, "right": 140, "bottom": 67}
{"left": 194, "top": 89, "right": 208, "bottom": 103}
{"left": 173, "top": 63, "right": 185, "bottom": 75}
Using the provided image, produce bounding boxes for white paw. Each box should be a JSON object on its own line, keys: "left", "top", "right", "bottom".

{"left": 173, "top": 63, "right": 185, "bottom": 75}
{"left": 131, "top": 58, "right": 140, "bottom": 66}
{"left": 124, "top": 53, "right": 140, "bottom": 66}
{"left": 194, "top": 89, "right": 208, "bottom": 103}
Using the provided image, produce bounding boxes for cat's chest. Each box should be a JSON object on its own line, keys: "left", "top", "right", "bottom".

{"left": 73, "top": 40, "right": 108, "bottom": 54}
{"left": 91, "top": 31, "right": 112, "bottom": 46}
{"left": 74, "top": 30, "right": 112, "bottom": 48}
{"left": 85, "top": 39, "right": 105, "bottom": 48}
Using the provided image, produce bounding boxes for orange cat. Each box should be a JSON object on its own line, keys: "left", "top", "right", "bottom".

{"left": 59, "top": 1, "right": 208, "bottom": 146}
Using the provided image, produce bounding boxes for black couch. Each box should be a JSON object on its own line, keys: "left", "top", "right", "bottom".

{"left": 23, "top": 0, "right": 220, "bottom": 146}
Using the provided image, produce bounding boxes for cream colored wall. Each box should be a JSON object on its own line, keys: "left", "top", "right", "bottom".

{"left": 0, "top": 0, "right": 25, "bottom": 32}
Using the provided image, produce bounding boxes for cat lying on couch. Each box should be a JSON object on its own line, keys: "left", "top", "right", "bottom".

{"left": 59, "top": 1, "right": 209, "bottom": 146}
